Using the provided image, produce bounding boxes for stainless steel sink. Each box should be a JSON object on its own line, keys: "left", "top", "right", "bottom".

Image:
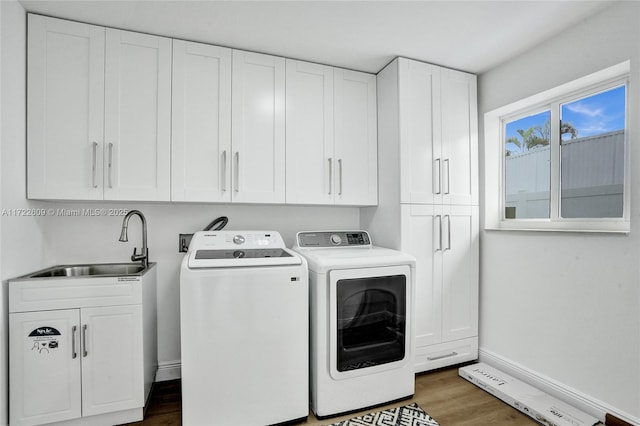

{"left": 22, "top": 263, "right": 149, "bottom": 279}
{"left": 9, "top": 263, "right": 156, "bottom": 312}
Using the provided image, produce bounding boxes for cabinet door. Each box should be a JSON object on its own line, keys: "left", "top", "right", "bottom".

{"left": 400, "top": 204, "right": 442, "bottom": 348}
{"left": 81, "top": 305, "right": 143, "bottom": 416}
{"left": 440, "top": 69, "right": 478, "bottom": 206}
{"left": 27, "top": 14, "right": 105, "bottom": 200}
{"left": 172, "top": 40, "right": 232, "bottom": 202}
{"left": 441, "top": 205, "right": 479, "bottom": 341}
{"left": 104, "top": 29, "right": 172, "bottom": 201}
{"left": 10, "top": 309, "right": 81, "bottom": 426}
{"left": 231, "top": 50, "right": 286, "bottom": 203}
{"left": 285, "top": 59, "right": 334, "bottom": 204}
{"left": 399, "top": 59, "right": 441, "bottom": 205}
{"left": 334, "top": 69, "right": 378, "bottom": 206}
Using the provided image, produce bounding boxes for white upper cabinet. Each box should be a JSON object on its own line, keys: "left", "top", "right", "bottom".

{"left": 285, "top": 59, "right": 334, "bottom": 205}
{"left": 286, "top": 61, "right": 378, "bottom": 206}
{"left": 28, "top": 15, "right": 172, "bottom": 201}
{"left": 27, "top": 15, "right": 378, "bottom": 206}
{"left": 398, "top": 60, "right": 440, "bottom": 205}
{"left": 334, "top": 69, "right": 378, "bottom": 206}
{"left": 440, "top": 68, "right": 478, "bottom": 206}
{"left": 103, "top": 29, "right": 172, "bottom": 201}
{"left": 397, "top": 58, "right": 478, "bottom": 206}
{"left": 231, "top": 50, "right": 286, "bottom": 204}
{"left": 171, "top": 40, "right": 232, "bottom": 202}
{"left": 27, "top": 15, "right": 105, "bottom": 200}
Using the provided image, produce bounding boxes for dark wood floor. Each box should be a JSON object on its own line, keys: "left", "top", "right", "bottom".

{"left": 127, "top": 366, "right": 543, "bottom": 425}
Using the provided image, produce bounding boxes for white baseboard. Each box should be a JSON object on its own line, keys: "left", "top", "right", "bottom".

{"left": 479, "top": 348, "right": 640, "bottom": 426}
{"left": 155, "top": 360, "right": 181, "bottom": 382}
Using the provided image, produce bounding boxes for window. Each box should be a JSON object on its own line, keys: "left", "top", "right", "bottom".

{"left": 504, "top": 109, "right": 552, "bottom": 219}
{"left": 560, "top": 86, "right": 626, "bottom": 219}
{"left": 485, "top": 61, "right": 630, "bottom": 232}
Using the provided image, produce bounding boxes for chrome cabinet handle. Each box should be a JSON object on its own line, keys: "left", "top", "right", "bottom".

{"left": 444, "top": 158, "right": 450, "bottom": 195}
{"left": 435, "top": 215, "right": 442, "bottom": 252}
{"left": 234, "top": 152, "right": 240, "bottom": 193}
{"left": 434, "top": 158, "right": 441, "bottom": 195}
{"left": 82, "top": 324, "right": 88, "bottom": 357}
{"left": 221, "top": 150, "right": 227, "bottom": 192}
{"left": 328, "top": 158, "right": 333, "bottom": 195}
{"left": 71, "top": 325, "right": 78, "bottom": 359}
{"left": 108, "top": 143, "right": 114, "bottom": 188}
{"left": 427, "top": 351, "right": 458, "bottom": 361}
{"left": 338, "top": 158, "right": 343, "bottom": 196}
{"left": 445, "top": 214, "right": 451, "bottom": 251}
{"left": 91, "top": 142, "right": 98, "bottom": 188}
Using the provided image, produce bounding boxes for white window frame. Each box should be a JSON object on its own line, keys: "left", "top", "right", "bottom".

{"left": 485, "top": 61, "right": 630, "bottom": 233}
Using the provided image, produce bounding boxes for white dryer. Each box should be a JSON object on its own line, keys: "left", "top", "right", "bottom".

{"left": 180, "top": 231, "right": 308, "bottom": 426}
{"left": 292, "top": 231, "right": 416, "bottom": 418}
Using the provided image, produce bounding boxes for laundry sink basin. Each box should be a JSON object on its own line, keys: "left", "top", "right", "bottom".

{"left": 25, "top": 263, "right": 147, "bottom": 278}
{"left": 9, "top": 263, "right": 156, "bottom": 313}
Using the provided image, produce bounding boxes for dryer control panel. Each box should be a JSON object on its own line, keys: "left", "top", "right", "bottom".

{"left": 296, "top": 231, "right": 371, "bottom": 248}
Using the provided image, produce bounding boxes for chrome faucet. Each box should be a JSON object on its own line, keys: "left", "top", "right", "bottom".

{"left": 119, "top": 210, "right": 149, "bottom": 268}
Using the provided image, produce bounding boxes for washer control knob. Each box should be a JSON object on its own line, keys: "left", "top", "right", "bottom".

{"left": 233, "top": 235, "right": 245, "bottom": 245}
{"left": 330, "top": 234, "right": 342, "bottom": 245}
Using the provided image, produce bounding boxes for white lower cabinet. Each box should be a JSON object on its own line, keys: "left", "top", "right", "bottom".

{"left": 80, "top": 305, "right": 144, "bottom": 417}
{"left": 10, "top": 310, "right": 82, "bottom": 425}
{"left": 10, "top": 306, "right": 143, "bottom": 425}
{"left": 9, "top": 265, "right": 157, "bottom": 426}
{"left": 400, "top": 204, "right": 479, "bottom": 372}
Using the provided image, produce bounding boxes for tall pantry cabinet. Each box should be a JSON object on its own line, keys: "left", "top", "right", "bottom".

{"left": 362, "top": 57, "right": 479, "bottom": 372}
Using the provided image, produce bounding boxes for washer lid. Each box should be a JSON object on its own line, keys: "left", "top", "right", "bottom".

{"left": 186, "top": 230, "right": 303, "bottom": 268}
{"left": 188, "top": 249, "right": 302, "bottom": 268}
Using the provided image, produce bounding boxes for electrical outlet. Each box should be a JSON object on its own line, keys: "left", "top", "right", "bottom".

{"left": 179, "top": 233, "right": 194, "bottom": 253}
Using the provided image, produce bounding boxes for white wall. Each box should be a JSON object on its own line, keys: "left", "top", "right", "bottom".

{"left": 479, "top": 2, "right": 640, "bottom": 422}
{"left": 1, "top": 4, "right": 4, "bottom": 425}
{"left": 41, "top": 202, "right": 359, "bottom": 378}
{"left": 0, "top": 3, "right": 361, "bottom": 418}
{"left": 1, "top": 2, "right": 52, "bottom": 425}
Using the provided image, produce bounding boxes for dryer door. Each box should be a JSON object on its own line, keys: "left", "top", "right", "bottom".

{"left": 328, "top": 264, "right": 412, "bottom": 380}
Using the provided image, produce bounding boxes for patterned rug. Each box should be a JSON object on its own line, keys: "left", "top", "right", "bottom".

{"left": 325, "top": 402, "right": 440, "bottom": 426}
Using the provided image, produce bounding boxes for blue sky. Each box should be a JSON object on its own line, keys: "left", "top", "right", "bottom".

{"left": 505, "top": 85, "right": 625, "bottom": 153}
{"left": 561, "top": 85, "right": 625, "bottom": 139}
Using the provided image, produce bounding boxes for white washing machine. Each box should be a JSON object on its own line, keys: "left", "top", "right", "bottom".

{"left": 180, "top": 231, "right": 309, "bottom": 426}
{"left": 291, "top": 230, "right": 416, "bottom": 418}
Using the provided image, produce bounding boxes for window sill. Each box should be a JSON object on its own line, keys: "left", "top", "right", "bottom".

{"left": 485, "top": 220, "right": 630, "bottom": 234}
